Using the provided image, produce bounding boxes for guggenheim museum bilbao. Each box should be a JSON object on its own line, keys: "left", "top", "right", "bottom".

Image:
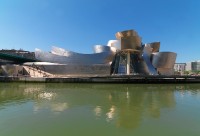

{"left": 32, "top": 29, "right": 177, "bottom": 76}
{"left": 0, "top": 29, "right": 177, "bottom": 77}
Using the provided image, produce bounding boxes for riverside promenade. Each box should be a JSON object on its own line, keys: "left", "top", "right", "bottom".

{"left": 0, "top": 75, "right": 200, "bottom": 83}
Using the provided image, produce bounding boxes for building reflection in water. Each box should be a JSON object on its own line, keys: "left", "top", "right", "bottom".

{"left": 34, "top": 102, "right": 68, "bottom": 113}
{"left": 0, "top": 83, "right": 200, "bottom": 129}
{"left": 106, "top": 105, "right": 116, "bottom": 122}
{"left": 94, "top": 106, "right": 102, "bottom": 117}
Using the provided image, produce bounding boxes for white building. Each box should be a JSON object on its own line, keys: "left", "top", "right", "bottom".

{"left": 185, "top": 61, "right": 200, "bottom": 71}
{"left": 174, "top": 63, "right": 186, "bottom": 75}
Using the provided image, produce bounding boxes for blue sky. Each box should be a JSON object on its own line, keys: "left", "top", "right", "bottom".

{"left": 0, "top": 0, "right": 200, "bottom": 63}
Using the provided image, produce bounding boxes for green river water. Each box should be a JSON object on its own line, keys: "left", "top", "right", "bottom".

{"left": 0, "top": 83, "right": 200, "bottom": 136}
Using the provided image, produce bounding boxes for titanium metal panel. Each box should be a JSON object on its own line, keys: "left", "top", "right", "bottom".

{"left": 149, "top": 42, "right": 160, "bottom": 52}
{"left": 35, "top": 47, "right": 114, "bottom": 65}
{"left": 157, "top": 68, "right": 174, "bottom": 75}
{"left": 93, "top": 45, "right": 112, "bottom": 53}
{"left": 31, "top": 64, "right": 111, "bottom": 76}
{"left": 142, "top": 46, "right": 158, "bottom": 75}
{"left": 115, "top": 30, "right": 138, "bottom": 39}
{"left": 107, "top": 40, "right": 121, "bottom": 51}
{"left": 34, "top": 29, "right": 177, "bottom": 76}
{"left": 131, "top": 57, "right": 150, "bottom": 75}
{"left": 151, "top": 52, "right": 177, "bottom": 69}
{"left": 115, "top": 30, "right": 142, "bottom": 50}
{"left": 111, "top": 52, "right": 150, "bottom": 75}
{"left": 120, "top": 36, "right": 141, "bottom": 50}
{"left": 144, "top": 42, "right": 160, "bottom": 53}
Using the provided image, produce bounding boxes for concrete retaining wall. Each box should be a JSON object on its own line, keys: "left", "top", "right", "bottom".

{"left": 1, "top": 75, "right": 200, "bottom": 83}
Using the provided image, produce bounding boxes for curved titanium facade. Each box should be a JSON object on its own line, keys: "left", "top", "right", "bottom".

{"left": 107, "top": 40, "right": 121, "bottom": 51}
{"left": 151, "top": 52, "right": 177, "bottom": 75}
{"left": 115, "top": 30, "right": 142, "bottom": 50}
{"left": 142, "top": 46, "right": 158, "bottom": 75}
{"left": 93, "top": 45, "right": 112, "bottom": 53}
{"left": 115, "top": 30, "right": 138, "bottom": 39}
{"left": 34, "top": 46, "right": 115, "bottom": 76}
{"left": 34, "top": 29, "right": 177, "bottom": 76}
{"left": 151, "top": 52, "right": 177, "bottom": 69}
{"left": 35, "top": 46, "right": 115, "bottom": 65}
{"left": 110, "top": 30, "right": 177, "bottom": 75}
{"left": 144, "top": 42, "right": 160, "bottom": 53}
